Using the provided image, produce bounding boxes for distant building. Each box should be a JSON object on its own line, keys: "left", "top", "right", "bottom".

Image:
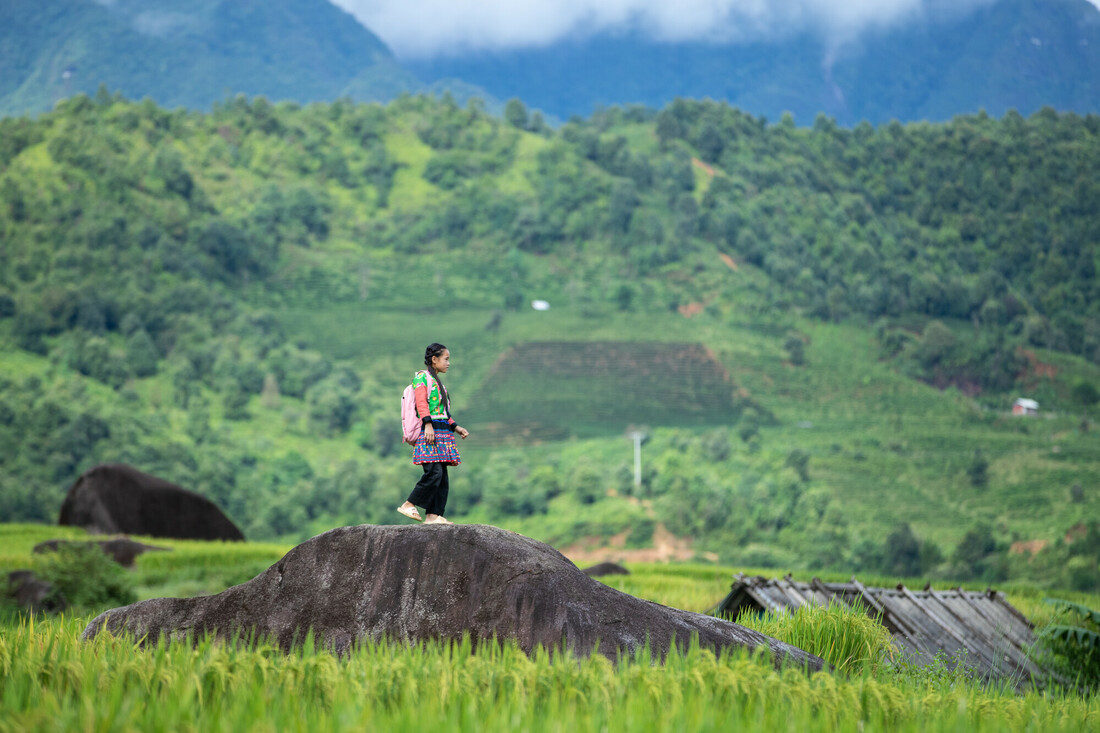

{"left": 1012, "top": 398, "right": 1039, "bottom": 416}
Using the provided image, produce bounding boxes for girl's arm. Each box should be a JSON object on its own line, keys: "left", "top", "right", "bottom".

{"left": 413, "top": 375, "right": 437, "bottom": 443}
{"left": 413, "top": 383, "right": 432, "bottom": 426}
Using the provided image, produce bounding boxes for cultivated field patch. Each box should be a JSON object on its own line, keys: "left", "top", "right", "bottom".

{"left": 464, "top": 341, "right": 751, "bottom": 442}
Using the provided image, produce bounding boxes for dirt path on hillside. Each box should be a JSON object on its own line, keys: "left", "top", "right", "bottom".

{"left": 691, "top": 158, "right": 716, "bottom": 177}
{"left": 560, "top": 522, "right": 718, "bottom": 565}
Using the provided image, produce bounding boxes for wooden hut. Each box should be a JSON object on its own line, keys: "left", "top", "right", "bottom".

{"left": 714, "top": 574, "right": 1045, "bottom": 688}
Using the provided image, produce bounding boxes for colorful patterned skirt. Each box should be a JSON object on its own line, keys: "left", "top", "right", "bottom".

{"left": 413, "top": 423, "right": 461, "bottom": 465}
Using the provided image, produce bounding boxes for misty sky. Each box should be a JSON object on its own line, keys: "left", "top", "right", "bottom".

{"left": 332, "top": 0, "right": 1100, "bottom": 58}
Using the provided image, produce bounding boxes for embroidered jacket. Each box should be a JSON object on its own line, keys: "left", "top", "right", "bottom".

{"left": 413, "top": 370, "right": 456, "bottom": 430}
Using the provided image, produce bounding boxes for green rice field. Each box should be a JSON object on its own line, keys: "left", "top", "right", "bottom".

{"left": 2, "top": 614, "right": 1097, "bottom": 733}
{"left": 2, "top": 524, "right": 1099, "bottom": 732}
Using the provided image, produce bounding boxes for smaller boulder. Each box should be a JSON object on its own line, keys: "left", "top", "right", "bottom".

{"left": 6, "top": 571, "right": 66, "bottom": 613}
{"left": 33, "top": 538, "right": 170, "bottom": 568}
{"left": 582, "top": 562, "right": 630, "bottom": 577}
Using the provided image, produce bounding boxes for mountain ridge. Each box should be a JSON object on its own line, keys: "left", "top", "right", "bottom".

{"left": 406, "top": 0, "right": 1100, "bottom": 124}
{"left": 3, "top": 0, "right": 1098, "bottom": 123}
{"left": 0, "top": 0, "right": 406, "bottom": 116}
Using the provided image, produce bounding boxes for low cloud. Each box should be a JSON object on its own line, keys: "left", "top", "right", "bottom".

{"left": 332, "top": 0, "right": 1017, "bottom": 58}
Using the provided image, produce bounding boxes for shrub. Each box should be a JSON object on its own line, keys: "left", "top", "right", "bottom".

{"left": 626, "top": 518, "right": 655, "bottom": 548}
{"left": 785, "top": 448, "right": 811, "bottom": 481}
{"left": 967, "top": 449, "right": 989, "bottom": 489}
{"left": 37, "top": 543, "right": 136, "bottom": 612}
{"left": 784, "top": 336, "right": 806, "bottom": 365}
{"left": 1072, "top": 380, "right": 1100, "bottom": 409}
{"left": 1035, "top": 598, "right": 1100, "bottom": 692}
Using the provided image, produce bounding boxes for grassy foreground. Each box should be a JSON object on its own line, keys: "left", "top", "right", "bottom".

{"left": 2, "top": 525, "right": 1099, "bottom": 732}
{"left": 2, "top": 614, "right": 1097, "bottom": 733}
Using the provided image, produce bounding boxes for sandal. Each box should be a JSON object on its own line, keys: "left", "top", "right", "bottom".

{"left": 424, "top": 516, "right": 453, "bottom": 525}
{"left": 397, "top": 505, "right": 422, "bottom": 522}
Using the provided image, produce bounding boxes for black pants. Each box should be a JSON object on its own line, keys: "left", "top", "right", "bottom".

{"left": 407, "top": 463, "right": 449, "bottom": 516}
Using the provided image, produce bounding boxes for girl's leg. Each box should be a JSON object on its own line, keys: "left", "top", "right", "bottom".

{"left": 408, "top": 463, "right": 444, "bottom": 511}
{"left": 425, "top": 464, "right": 449, "bottom": 517}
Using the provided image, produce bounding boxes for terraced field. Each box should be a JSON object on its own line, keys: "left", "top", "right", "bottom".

{"left": 463, "top": 341, "right": 753, "bottom": 441}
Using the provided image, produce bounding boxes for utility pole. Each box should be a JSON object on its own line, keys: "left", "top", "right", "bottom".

{"left": 629, "top": 431, "right": 646, "bottom": 489}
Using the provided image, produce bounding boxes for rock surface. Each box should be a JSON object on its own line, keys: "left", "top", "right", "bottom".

{"left": 59, "top": 464, "right": 244, "bottom": 541}
{"left": 34, "top": 538, "right": 170, "bottom": 567}
{"left": 82, "top": 524, "right": 826, "bottom": 670}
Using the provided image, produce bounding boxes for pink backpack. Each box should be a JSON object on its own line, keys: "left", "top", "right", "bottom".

{"left": 401, "top": 371, "right": 434, "bottom": 445}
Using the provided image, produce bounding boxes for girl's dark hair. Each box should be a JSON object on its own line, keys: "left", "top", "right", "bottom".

{"left": 424, "top": 342, "right": 449, "bottom": 412}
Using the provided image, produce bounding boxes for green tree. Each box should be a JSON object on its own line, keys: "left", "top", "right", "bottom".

{"left": 695, "top": 122, "right": 724, "bottom": 163}
{"left": 125, "top": 329, "right": 159, "bottom": 378}
{"left": 197, "top": 220, "right": 255, "bottom": 276}
{"left": 953, "top": 524, "right": 1003, "bottom": 581}
{"left": 151, "top": 146, "right": 193, "bottom": 199}
{"left": 307, "top": 373, "right": 358, "bottom": 436}
{"left": 785, "top": 449, "right": 810, "bottom": 482}
{"left": 504, "top": 98, "right": 528, "bottom": 130}
{"left": 614, "top": 284, "right": 635, "bottom": 312}
{"left": 1072, "top": 381, "right": 1100, "bottom": 409}
{"left": 75, "top": 335, "right": 132, "bottom": 389}
{"left": 287, "top": 187, "right": 330, "bottom": 239}
{"left": 372, "top": 415, "right": 398, "bottom": 457}
{"left": 13, "top": 310, "right": 48, "bottom": 354}
{"left": 655, "top": 109, "right": 682, "bottom": 148}
{"left": 607, "top": 180, "right": 638, "bottom": 234}
{"left": 784, "top": 336, "right": 806, "bottom": 366}
{"left": 967, "top": 449, "right": 989, "bottom": 489}
{"left": 883, "top": 523, "right": 922, "bottom": 577}
{"left": 916, "top": 320, "right": 957, "bottom": 368}
{"left": 223, "top": 381, "right": 250, "bottom": 421}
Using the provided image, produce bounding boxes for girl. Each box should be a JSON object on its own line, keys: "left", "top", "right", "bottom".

{"left": 397, "top": 343, "right": 469, "bottom": 524}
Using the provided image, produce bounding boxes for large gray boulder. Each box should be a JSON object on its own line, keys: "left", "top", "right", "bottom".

{"left": 82, "top": 524, "right": 826, "bottom": 670}
{"left": 59, "top": 464, "right": 243, "bottom": 541}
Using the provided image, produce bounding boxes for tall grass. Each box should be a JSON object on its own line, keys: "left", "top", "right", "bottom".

{"left": 1, "top": 614, "right": 1097, "bottom": 732}
{"left": 735, "top": 602, "right": 896, "bottom": 676}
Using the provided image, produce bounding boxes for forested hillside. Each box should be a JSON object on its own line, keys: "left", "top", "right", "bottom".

{"left": 1, "top": 92, "right": 1098, "bottom": 589}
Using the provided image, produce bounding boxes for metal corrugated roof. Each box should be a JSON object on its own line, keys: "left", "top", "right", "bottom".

{"left": 714, "top": 574, "right": 1044, "bottom": 687}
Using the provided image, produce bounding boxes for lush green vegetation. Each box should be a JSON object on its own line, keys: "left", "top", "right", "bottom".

{"left": 1036, "top": 598, "right": 1100, "bottom": 692}
{"left": 1, "top": 92, "right": 1099, "bottom": 591}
